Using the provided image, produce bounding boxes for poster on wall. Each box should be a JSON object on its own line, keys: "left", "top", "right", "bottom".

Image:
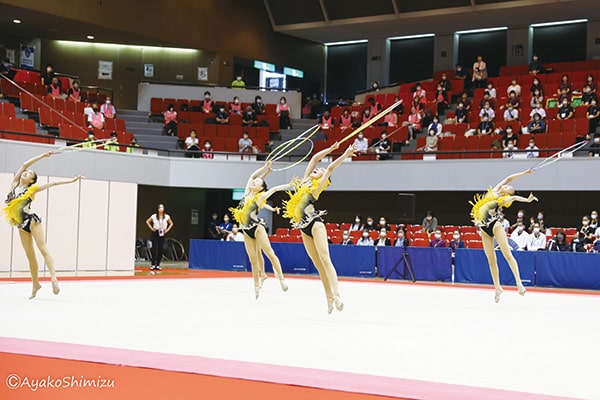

{"left": 191, "top": 209, "right": 199, "bottom": 225}
{"left": 144, "top": 64, "right": 154, "bottom": 78}
{"left": 197, "top": 67, "right": 208, "bottom": 81}
{"left": 6, "top": 49, "right": 15, "bottom": 64}
{"left": 98, "top": 60, "right": 113, "bottom": 80}
{"left": 19, "top": 45, "right": 35, "bottom": 69}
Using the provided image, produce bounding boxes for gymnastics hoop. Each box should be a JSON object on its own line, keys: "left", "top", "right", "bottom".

{"left": 530, "top": 140, "right": 588, "bottom": 171}
{"left": 338, "top": 100, "right": 403, "bottom": 144}
{"left": 50, "top": 138, "right": 117, "bottom": 154}
{"left": 271, "top": 138, "right": 315, "bottom": 172}
{"left": 266, "top": 125, "right": 320, "bottom": 162}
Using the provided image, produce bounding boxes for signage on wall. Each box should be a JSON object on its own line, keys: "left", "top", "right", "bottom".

{"left": 283, "top": 66, "right": 304, "bottom": 78}
{"left": 253, "top": 60, "right": 275, "bottom": 72}
{"left": 197, "top": 67, "right": 208, "bottom": 81}
{"left": 144, "top": 64, "right": 154, "bottom": 78}
{"left": 98, "top": 60, "right": 113, "bottom": 80}
{"left": 191, "top": 209, "right": 199, "bottom": 225}
{"left": 6, "top": 49, "right": 15, "bottom": 64}
{"left": 19, "top": 45, "right": 35, "bottom": 69}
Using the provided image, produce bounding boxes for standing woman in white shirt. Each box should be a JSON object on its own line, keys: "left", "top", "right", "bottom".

{"left": 145, "top": 204, "right": 174, "bottom": 271}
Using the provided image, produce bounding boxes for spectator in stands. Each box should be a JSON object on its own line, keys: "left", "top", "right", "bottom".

{"left": 319, "top": 109, "right": 333, "bottom": 134}
{"left": 529, "top": 101, "right": 546, "bottom": 120}
{"left": 100, "top": 97, "right": 116, "bottom": 119}
{"left": 429, "top": 229, "right": 446, "bottom": 248}
{"left": 364, "top": 216, "right": 376, "bottom": 231}
{"left": 201, "top": 91, "right": 214, "bottom": 113}
{"left": 558, "top": 74, "right": 573, "bottom": 97}
{"left": 374, "top": 131, "right": 391, "bottom": 160}
{"left": 126, "top": 136, "right": 139, "bottom": 154}
{"left": 340, "top": 108, "right": 353, "bottom": 130}
{"left": 226, "top": 224, "right": 245, "bottom": 242}
{"left": 87, "top": 102, "right": 105, "bottom": 130}
{"left": 438, "top": 72, "right": 451, "bottom": 92}
{"left": 340, "top": 230, "right": 354, "bottom": 245}
{"left": 82, "top": 131, "right": 97, "bottom": 149}
{"left": 413, "top": 83, "right": 427, "bottom": 107}
{"left": 572, "top": 215, "right": 595, "bottom": 252}
{"left": 478, "top": 91, "right": 496, "bottom": 111}
{"left": 486, "top": 81, "right": 497, "bottom": 99}
{"left": 528, "top": 54, "right": 543, "bottom": 75}
{"left": 502, "top": 126, "right": 518, "bottom": 148}
{"left": 376, "top": 217, "right": 391, "bottom": 232}
{"left": 586, "top": 100, "right": 600, "bottom": 134}
{"left": 458, "top": 92, "right": 472, "bottom": 112}
{"left": 218, "top": 214, "right": 232, "bottom": 240}
{"left": 527, "top": 223, "right": 546, "bottom": 251}
{"left": 0, "top": 57, "right": 11, "bottom": 74}
{"left": 229, "top": 96, "right": 242, "bottom": 115}
{"left": 104, "top": 131, "right": 120, "bottom": 152}
{"left": 586, "top": 74, "right": 597, "bottom": 92}
{"left": 231, "top": 75, "right": 245, "bottom": 89}
{"left": 349, "top": 216, "right": 363, "bottom": 231}
{"left": 426, "top": 116, "right": 443, "bottom": 135}
{"left": 252, "top": 95, "right": 266, "bottom": 115}
{"left": 41, "top": 63, "right": 58, "bottom": 87}
{"left": 207, "top": 212, "right": 220, "bottom": 239}
{"left": 421, "top": 211, "right": 438, "bottom": 233}
{"left": 510, "top": 222, "right": 530, "bottom": 250}
{"left": 454, "top": 64, "right": 470, "bottom": 83}
{"left": 476, "top": 114, "right": 494, "bottom": 136}
{"left": 589, "top": 134, "right": 600, "bottom": 157}
{"left": 499, "top": 213, "right": 510, "bottom": 232}
{"left": 404, "top": 107, "right": 422, "bottom": 141}
{"left": 67, "top": 80, "right": 82, "bottom": 102}
{"left": 479, "top": 101, "right": 495, "bottom": 122}
{"left": 353, "top": 132, "right": 369, "bottom": 155}
{"left": 356, "top": 230, "right": 374, "bottom": 246}
{"left": 582, "top": 85, "right": 598, "bottom": 105}
{"left": 435, "top": 85, "right": 448, "bottom": 116}
{"left": 557, "top": 99, "right": 574, "bottom": 120}
{"left": 547, "top": 230, "right": 570, "bottom": 252}
{"left": 361, "top": 108, "right": 373, "bottom": 125}
{"left": 525, "top": 137, "right": 540, "bottom": 158}
{"left": 449, "top": 230, "right": 465, "bottom": 251}
{"left": 424, "top": 128, "right": 439, "bottom": 152}
{"left": 368, "top": 97, "right": 382, "bottom": 116}
{"left": 507, "top": 78, "right": 522, "bottom": 97}
{"left": 374, "top": 229, "right": 391, "bottom": 247}
{"left": 510, "top": 209, "right": 525, "bottom": 232}
{"left": 379, "top": 110, "right": 398, "bottom": 129}
{"left": 503, "top": 104, "right": 519, "bottom": 124}
{"left": 163, "top": 103, "right": 177, "bottom": 136}
{"left": 371, "top": 81, "right": 380, "bottom": 91}
{"left": 530, "top": 78, "right": 544, "bottom": 97}
{"left": 589, "top": 210, "right": 599, "bottom": 231}
{"left": 394, "top": 227, "right": 409, "bottom": 248}
{"left": 505, "top": 90, "right": 520, "bottom": 109}
{"left": 47, "top": 77, "right": 62, "bottom": 98}
{"left": 393, "top": 96, "right": 404, "bottom": 115}
{"left": 472, "top": 55, "right": 488, "bottom": 89}
{"left": 215, "top": 105, "right": 230, "bottom": 124}
{"left": 276, "top": 96, "right": 292, "bottom": 130}
{"left": 527, "top": 113, "right": 546, "bottom": 135}
{"left": 201, "top": 140, "right": 214, "bottom": 159}
{"left": 503, "top": 139, "right": 516, "bottom": 159}
{"left": 557, "top": 87, "right": 572, "bottom": 105}
{"left": 242, "top": 106, "right": 258, "bottom": 127}
{"left": 455, "top": 102, "right": 468, "bottom": 124}
{"left": 184, "top": 129, "right": 200, "bottom": 158}
{"left": 238, "top": 131, "right": 257, "bottom": 153}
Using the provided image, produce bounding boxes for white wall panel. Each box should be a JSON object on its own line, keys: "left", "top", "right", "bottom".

{"left": 10, "top": 176, "right": 48, "bottom": 272}
{"left": 0, "top": 172, "right": 14, "bottom": 272}
{"left": 106, "top": 181, "right": 137, "bottom": 271}
{"left": 46, "top": 176, "right": 80, "bottom": 271}
{"left": 77, "top": 180, "right": 109, "bottom": 270}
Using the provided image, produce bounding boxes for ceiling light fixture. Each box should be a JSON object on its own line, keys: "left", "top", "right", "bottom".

{"left": 388, "top": 33, "right": 434, "bottom": 41}
{"left": 324, "top": 39, "right": 368, "bottom": 46}
{"left": 530, "top": 19, "right": 587, "bottom": 28}
{"left": 87, "top": 35, "right": 95, "bottom": 40}
{"left": 13, "top": 19, "right": 21, "bottom": 24}
{"left": 455, "top": 26, "right": 508, "bottom": 35}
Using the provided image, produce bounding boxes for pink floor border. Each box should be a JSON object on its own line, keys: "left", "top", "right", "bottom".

{"left": 0, "top": 336, "right": 580, "bottom": 400}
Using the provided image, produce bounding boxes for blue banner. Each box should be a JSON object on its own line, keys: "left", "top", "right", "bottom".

{"left": 377, "top": 247, "right": 452, "bottom": 282}
{"left": 454, "top": 248, "right": 536, "bottom": 286}
{"left": 535, "top": 252, "right": 600, "bottom": 290}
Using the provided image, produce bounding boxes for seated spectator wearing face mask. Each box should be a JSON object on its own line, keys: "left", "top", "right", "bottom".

{"left": 526, "top": 223, "right": 546, "bottom": 251}
{"left": 201, "top": 140, "right": 214, "bottom": 159}
{"left": 525, "top": 138, "right": 540, "bottom": 158}
{"left": 340, "top": 230, "right": 354, "bottom": 245}
{"left": 547, "top": 230, "right": 570, "bottom": 252}
{"left": 363, "top": 216, "right": 376, "bottom": 231}
{"left": 587, "top": 101, "right": 600, "bottom": 134}
{"left": 394, "top": 227, "right": 409, "bottom": 248}
{"left": 510, "top": 222, "right": 530, "bottom": 250}
{"left": 449, "top": 230, "right": 465, "bottom": 251}
{"left": 429, "top": 229, "right": 447, "bottom": 248}
{"left": 590, "top": 210, "right": 599, "bottom": 230}
{"left": 231, "top": 76, "right": 245, "bottom": 89}
{"left": 376, "top": 217, "right": 391, "bottom": 232}
{"left": 557, "top": 99, "right": 574, "bottom": 120}
{"left": 353, "top": 132, "right": 369, "bottom": 154}
{"left": 421, "top": 211, "right": 438, "bottom": 233}
{"left": 589, "top": 134, "right": 600, "bottom": 157}
{"left": 528, "top": 113, "right": 546, "bottom": 134}
{"left": 375, "top": 229, "right": 391, "bottom": 247}
{"left": 572, "top": 215, "right": 595, "bottom": 252}
{"left": 100, "top": 97, "right": 116, "bottom": 119}
{"left": 349, "top": 215, "right": 363, "bottom": 231}
{"left": 503, "top": 139, "right": 517, "bottom": 159}
{"left": 356, "top": 230, "right": 374, "bottom": 246}
{"left": 226, "top": 224, "right": 245, "bottom": 242}
{"left": 201, "top": 91, "right": 214, "bottom": 113}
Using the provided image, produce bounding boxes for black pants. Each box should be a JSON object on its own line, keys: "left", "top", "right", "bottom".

{"left": 151, "top": 231, "right": 166, "bottom": 266}
{"left": 280, "top": 112, "right": 291, "bottom": 129}
{"left": 589, "top": 117, "right": 599, "bottom": 134}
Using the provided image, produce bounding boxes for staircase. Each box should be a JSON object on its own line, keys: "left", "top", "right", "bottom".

{"left": 0, "top": 98, "right": 48, "bottom": 135}
{"left": 118, "top": 109, "right": 179, "bottom": 151}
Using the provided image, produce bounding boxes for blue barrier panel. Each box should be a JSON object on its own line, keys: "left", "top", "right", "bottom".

{"left": 536, "top": 252, "right": 600, "bottom": 290}
{"left": 454, "top": 248, "right": 536, "bottom": 286}
{"left": 329, "top": 244, "right": 376, "bottom": 278}
{"left": 263, "top": 242, "right": 313, "bottom": 274}
{"left": 377, "top": 247, "right": 452, "bottom": 282}
{"left": 189, "top": 240, "right": 249, "bottom": 271}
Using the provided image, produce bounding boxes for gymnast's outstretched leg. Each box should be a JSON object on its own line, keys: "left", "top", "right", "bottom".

{"left": 481, "top": 230, "right": 502, "bottom": 303}
{"left": 254, "top": 226, "right": 287, "bottom": 291}
{"left": 493, "top": 222, "right": 526, "bottom": 296}
{"left": 243, "top": 236, "right": 261, "bottom": 298}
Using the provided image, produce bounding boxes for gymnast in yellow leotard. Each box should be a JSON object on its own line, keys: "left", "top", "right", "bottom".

{"left": 230, "top": 161, "right": 291, "bottom": 299}
{"left": 470, "top": 168, "right": 538, "bottom": 303}
{"left": 283, "top": 142, "right": 356, "bottom": 313}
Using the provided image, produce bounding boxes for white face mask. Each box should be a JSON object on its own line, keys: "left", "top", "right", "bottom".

{"left": 205, "top": 95, "right": 210, "bottom": 100}
{"left": 280, "top": 100, "right": 285, "bottom": 104}
{"left": 380, "top": 233, "right": 386, "bottom": 238}
{"left": 426, "top": 216, "right": 432, "bottom": 221}
{"left": 595, "top": 138, "right": 600, "bottom": 144}
{"left": 232, "top": 228, "right": 238, "bottom": 234}
{"left": 355, "top": 219, "right": 360, "bottom": 224}
{"left": 518, "top": 212, "right": 524, "bottom": 218}
{"left": 453, "top": 234, "right": 460, "bottom": 240}
{"left": 582, "top": 221, "right": 589, "bottom": 226}
{"left": 592, "top": 214, "right": 598, "bottom": 219}
{"left": 205, "top": 144, "right": 211, "bottom": 149}
{"left": 434, "top": 234, "right": 442, "bottom": 239}
{"left": 517, "top": 226, "right": 524, "bottom": 232}
{"left": 507, "top": 144, "right": 514, "bottom": 150}
{"left": 106, "top": 100, "right": 111, "bottom": 104}
{"left": 363, "top": 233, "right": 370, "bottom": 238}
{"left": 379, "top": 220, "right": 385, "bottom": 225}
{"left": 537, "top": 214, "right": 543, "bottom": 220}
{"left": 234, "top": 100, "right": 239, "bottom": 104}
{"left": 358, "top": 134, "right": 364, "bottom": 139}
{"left": 343, "top": 235, "right": 349, "bottom": 239}
{"left": 533, "top": 228, "right": 540, "bottom": 234}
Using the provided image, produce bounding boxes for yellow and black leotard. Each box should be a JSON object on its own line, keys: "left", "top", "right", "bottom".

{"left": 3, "top": 184, "right": 41, "bottom": 233}
{"left": 283, "top": 178, "right": 330, "bottom": 237}
{"left": 469, "top": 188, "right": 513, "bottom": 237}
{"left": 230, "top": 193, "right": 265, "bottom": 239}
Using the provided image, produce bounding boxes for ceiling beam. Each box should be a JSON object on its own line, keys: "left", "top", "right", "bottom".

{"left": 262, "top": 0, "right": 277, "bottom": 31}
{"left": 319, "top": 0, "right": 330, "bottom": 22}
{"left": 392, "top": 0, "right": 399, "bottom": 15}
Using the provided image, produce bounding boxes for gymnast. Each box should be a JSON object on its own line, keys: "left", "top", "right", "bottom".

{"left": 230, "top": 161, "right": 289, "bottom": 299}
{"left": 3, "top": 151, "right": 83, "bottom": 298}
{"left": 283, "top": 142, "right": 356, "bottom": 313}
{"left": 470, "top": 168, "right": 537, "bottom": 302}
